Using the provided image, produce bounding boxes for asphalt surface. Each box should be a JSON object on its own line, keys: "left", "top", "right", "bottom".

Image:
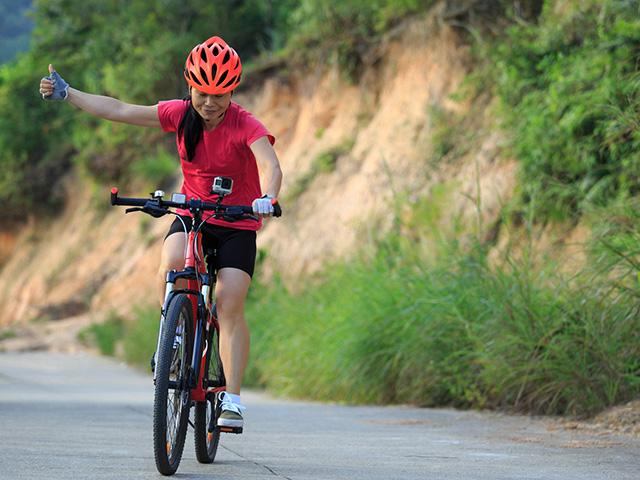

{"left": 0, "top": 352, "right": 638, "bottom": 479}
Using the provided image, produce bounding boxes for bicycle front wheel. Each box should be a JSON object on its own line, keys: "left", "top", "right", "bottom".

{"left": 153, "top": 293, "right": 193, "bottom": 476}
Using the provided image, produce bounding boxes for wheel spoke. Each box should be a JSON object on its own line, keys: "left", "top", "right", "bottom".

{"left": 153, "top": 293, "right": 193, "bottom": 475}
{"left": 165, "top": 309, "right": 187, "bottom": 457}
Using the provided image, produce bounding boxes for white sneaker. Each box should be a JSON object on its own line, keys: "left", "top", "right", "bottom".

{"left": 217, "top": 391, "right": 246, "bottom": 428}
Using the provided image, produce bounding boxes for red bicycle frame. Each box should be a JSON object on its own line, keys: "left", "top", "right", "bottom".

{"left": 161, "top": 226, "right": 224, "bottom": 404}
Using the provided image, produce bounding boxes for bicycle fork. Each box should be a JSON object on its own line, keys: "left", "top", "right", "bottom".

{"left": 154, "top": 274, "right": 213, "bottom": 390}
{"left": 152, "top": 279, "right": 176, "bottom": 383}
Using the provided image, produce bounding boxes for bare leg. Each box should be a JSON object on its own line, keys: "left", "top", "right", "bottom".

{"left": 215, "top": 267, "right": 251, "bottom": 395}
{"left": 157, "top": 233, "right": 187, "bottom": 307}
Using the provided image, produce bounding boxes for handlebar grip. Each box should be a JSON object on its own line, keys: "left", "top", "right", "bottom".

{"left": 272, "top": 200, "right": 282, "bottom": 218}
{"left": 111, "top": 187, "right": 119, "bottom": 205}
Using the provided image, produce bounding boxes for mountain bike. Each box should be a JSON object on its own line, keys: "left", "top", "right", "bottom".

{"left": 110, "top": 180, "right": 281, "bottom": 476}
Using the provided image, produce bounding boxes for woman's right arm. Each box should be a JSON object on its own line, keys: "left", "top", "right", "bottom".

{"left": 39, "top": 65, "right": 160, "bottom": 128}
{"left": 66, "top": 88, "right": 160, "bottom": 128}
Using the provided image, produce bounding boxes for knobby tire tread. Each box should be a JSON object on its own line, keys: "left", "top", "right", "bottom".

{"left": 153, "top": 294, "right": 193, "bottom": 476}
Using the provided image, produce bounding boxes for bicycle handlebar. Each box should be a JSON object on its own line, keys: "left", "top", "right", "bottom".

{"left": 110, "top": 187, "right": 282, "bottom": 218}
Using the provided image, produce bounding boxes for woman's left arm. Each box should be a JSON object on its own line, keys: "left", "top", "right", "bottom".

{"left": 250, "top": 136, "right": 283, "bottom": 199}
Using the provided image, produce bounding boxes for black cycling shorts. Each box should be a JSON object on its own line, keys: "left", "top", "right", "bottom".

{"left": 164, "top": 216, "right": 257, "bottom": 278}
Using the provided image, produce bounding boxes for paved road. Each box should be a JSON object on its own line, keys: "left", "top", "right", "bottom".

{"left": 0, "top": 352, "right": 638, "bottom": 479}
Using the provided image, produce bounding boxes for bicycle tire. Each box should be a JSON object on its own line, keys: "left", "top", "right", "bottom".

{"left": 194, "top": 395, "right": 221, "bottom": 463}
{"left": 153, "top": 293, "right": 193, "bottom": 476}
{"left": 194, "top": 321, "right": 224, "bottom": 463}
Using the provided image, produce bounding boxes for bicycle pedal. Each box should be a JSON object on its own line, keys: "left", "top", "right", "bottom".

{"left": 219, "top": 426, "right": 243, "bottom": 434}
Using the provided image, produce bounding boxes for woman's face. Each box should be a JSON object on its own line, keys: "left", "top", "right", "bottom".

{"left": 190, "top": 87, "right": 232, "bottom": 125}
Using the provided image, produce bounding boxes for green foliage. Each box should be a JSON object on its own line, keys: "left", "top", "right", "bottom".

{"left": 0, "top": 53, "right": 72, "bottom": 219}
{"left": 427, "top": 103, "right": 480, "bottom": 166}
{"left": 245, "top": 201, "right": 640, "bottom": 416}
{"left": 489, "top": 0, "right": 640, "bottom": 220}
{"left": 2, "top": 0, "right": 439, "bottom": 219}
{"left": 78, "top": 306, "right": 158, "bottom": 368}
{"left": 1, "top": 0, "right": 297, "bottom": 218}
{"left": 91, "top": 187, "right": 640, "bottom": 416}
{"left": 585, "top": 197, "right": 640, "bottom": 297}
{"left": 287, "top": 0, "right": 435, "bottom": 78}
{"left": 78, "top": 311, "right": 126, "bottom": 356}
{"left": 122, "top": 305, "right": 159, "bottom": 368}
{"left": 0, "top": 329, "right": 17, "bottom": 341}
{"left": 129, "top": 148, "right": 177, "bottom": 189}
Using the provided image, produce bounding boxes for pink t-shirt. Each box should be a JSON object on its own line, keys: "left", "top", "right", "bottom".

{"left": 157, "top": 99, "right": 275, "bottom": 230}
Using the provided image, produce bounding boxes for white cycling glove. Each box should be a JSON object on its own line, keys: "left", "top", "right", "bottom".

{"left": 252, "top": 195, "right": 274, "bottom": 216}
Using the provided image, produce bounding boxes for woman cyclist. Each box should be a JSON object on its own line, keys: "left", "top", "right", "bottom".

{"left": 39, "top": 36, "right": 283, "bottom": 431}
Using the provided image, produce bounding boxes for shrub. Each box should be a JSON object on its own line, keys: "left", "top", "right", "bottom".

{"left": 489, "top": 0, "right": 640, "bottom": 220}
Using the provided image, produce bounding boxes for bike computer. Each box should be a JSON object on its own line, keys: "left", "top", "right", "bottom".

{"left": 171, "top": 193, "right": 187, "bottom": 203}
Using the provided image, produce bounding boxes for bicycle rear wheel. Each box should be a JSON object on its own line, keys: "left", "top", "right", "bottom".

{"left": 194, "top": 318, "right": 224, "bottom": 463}
{"left": 153, "top": 293, "right": 193, "bottom": 476}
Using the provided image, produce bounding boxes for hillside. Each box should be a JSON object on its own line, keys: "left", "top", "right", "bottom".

{"left": 0, "top": 1, "right": 638, "bottom": 420}
{"left": 0, "top": 12, "right": 499, "bottom": 328}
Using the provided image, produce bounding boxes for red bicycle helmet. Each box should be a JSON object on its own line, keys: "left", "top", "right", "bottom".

{"left": 184, "top": 36, "right": 242, "bottom": 94}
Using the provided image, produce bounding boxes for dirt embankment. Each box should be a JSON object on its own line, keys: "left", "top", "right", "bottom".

{"left": 0, "top": 12, "right": 586, "bottom": 341}
{"left": 1, "top": 0, "right": 593, "bottom": 317}
{"left": 0, "top": 15, "right": 469, "bottom": 326}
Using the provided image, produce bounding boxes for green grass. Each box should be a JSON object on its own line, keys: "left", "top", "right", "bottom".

{"left": 243, "top": 185, "right": 640, "bottom": 416}
{"left": 78, "top": 311, "right": 126, "bottom": 356}
{"left": 287, "top": 0, "right": 436, "bottom": 80}
{"left": 94, "top": 188, "right": 640, "bottom": 417}
{"left": 78, "top": 306, "right": 158, "bottom": 365}
{"left": 122, "top": 305, "right": 160, "bottom": 369}
{"left": 245, "top": 231, "right": 639, "bottom": 416}
{"left": 0, "top": 329, "right": 17, "bottom": 341}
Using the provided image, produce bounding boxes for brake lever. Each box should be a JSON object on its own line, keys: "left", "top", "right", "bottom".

{"left": 124, "top": 203, "right": 168, "bottom": 218}
{"left": 143, "top": 204, "right": 169, "bottom": 218}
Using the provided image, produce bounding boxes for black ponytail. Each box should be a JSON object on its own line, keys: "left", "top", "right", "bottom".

{"left": 177, "top": 97, "right": 202, "bottom": 162}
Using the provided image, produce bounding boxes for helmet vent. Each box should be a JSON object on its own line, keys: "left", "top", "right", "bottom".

{"left": 222, "top": 75, "right": 237, "bottom": 89}
{"left": 211, "top": 64, "right": 218, "bottom": 83}
{"left": 199, "top": 67, "right": 208, "bottom": 82}
{"left": 213, "top": 45, "right": 220, "bottom": 56}
{"left": 189, "top": 70, "right": 202, "bottom": 86}
{"left": 200, "top": 48, "right": 207, "bottom": 62}
{"left": 222, "top": 51, "right": 230, "bottom": 65}
{"left": 217, "top": 70, "right": 228, "bottom": 86}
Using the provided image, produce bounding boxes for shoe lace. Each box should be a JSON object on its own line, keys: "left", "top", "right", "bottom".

{"left": 219, "top": 392, "right": 246, "bottom": 414}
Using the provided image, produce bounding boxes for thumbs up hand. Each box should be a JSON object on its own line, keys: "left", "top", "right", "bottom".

{"left": 39, "top": 64, "right": 69, "bottom": 101}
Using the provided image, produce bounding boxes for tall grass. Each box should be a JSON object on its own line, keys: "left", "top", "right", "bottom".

{"left": 122, "top": 306, "right": 160, "bottom": 368}
{"left": 78, "top": 306, "right": 159, "bottom": 369}
{"left": 86, "top": 199, "right": 639, "bottom": 417}
{"left": 245, "top": 207, "right": 639, "bottom": 416}
{"left": 78, "top": 311, "right": 125, "bottom": 356}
